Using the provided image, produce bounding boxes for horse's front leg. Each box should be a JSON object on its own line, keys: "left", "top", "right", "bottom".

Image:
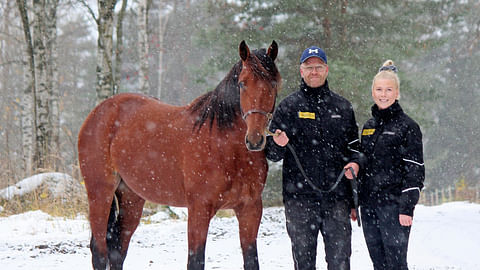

{"left": 235, "top": 199, "right": 263, "bottom": 270}
{"left": 187, "top": 202, "right": 216, "bottom": 270}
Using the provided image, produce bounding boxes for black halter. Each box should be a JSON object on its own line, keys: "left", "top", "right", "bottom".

{"left": 241, "top": 109, "right": 273, "bottom": 122}
{"left": 240, "top": 91, "right": 276, "bottom": 129}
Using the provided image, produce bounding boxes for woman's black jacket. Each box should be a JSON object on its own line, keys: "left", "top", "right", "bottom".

{"left": 358, "top": 101, "right": 425, "bottom": 216}
{"left": 265, "top": 80, "right": 361, "bottom": 204}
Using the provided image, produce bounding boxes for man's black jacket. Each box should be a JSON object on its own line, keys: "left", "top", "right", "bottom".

{"left": 357, "top": 101, "right": 425, "bottom": 216}
{"left": 265, "top": 80, "right": 361, "bottom": 204}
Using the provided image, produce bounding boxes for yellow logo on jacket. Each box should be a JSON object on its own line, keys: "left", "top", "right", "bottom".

{"left": 362, "top": 129, "right": 375, "bottom": 136}
{"left": 298, "top": 112, "right": 315, "bottom": 119}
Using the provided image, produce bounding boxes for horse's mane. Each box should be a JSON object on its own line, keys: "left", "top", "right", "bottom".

{"left": 189, "top": 48, "right": 278, "bottom": 131}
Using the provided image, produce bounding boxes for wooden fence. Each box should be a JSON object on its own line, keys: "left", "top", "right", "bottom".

{"left": 419, "top": 186, "right": 480, "bottom": 206}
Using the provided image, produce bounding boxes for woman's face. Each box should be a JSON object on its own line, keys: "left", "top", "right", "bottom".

{"left": 372, "top": 78, "right": 399, "bottom": 110}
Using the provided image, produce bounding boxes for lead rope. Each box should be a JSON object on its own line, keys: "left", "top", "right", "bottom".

{"left": 350, "top": 166, "right": 361, "bottom": 227}
{"left": 267, "top": 131, "right": 361, "bottom": 227}
{"left": 285, "top": 143, "right": 345, "bottom": 193}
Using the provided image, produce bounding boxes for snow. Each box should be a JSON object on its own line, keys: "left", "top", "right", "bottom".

{"left": 0, "top": 202, "right": 479, "bottom": 270}
{"left": 0, "top": 173, "right": 82, "bottom": 200}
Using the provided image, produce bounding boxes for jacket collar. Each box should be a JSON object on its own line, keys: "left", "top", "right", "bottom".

{"left": 372, "top": 100, "right": 403, "bottom": 122}
{"left": 300, "top": 79, "right": 330, "bottom": 100}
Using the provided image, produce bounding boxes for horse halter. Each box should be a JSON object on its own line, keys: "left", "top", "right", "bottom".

{"left": 241, "top": 106, "right": 275, "bottom": 136}
{"left": 241, "top": 109, "right": 272, "bottom": 122}
{"left": 240, "top": 85, "right": 276, "bottom": 133}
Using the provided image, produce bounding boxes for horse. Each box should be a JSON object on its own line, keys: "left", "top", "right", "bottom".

{"left": 78, "top": 40, "right": 281, "bottom": 270}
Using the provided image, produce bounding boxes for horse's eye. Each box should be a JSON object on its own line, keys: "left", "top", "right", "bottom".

{"left": 272, "top": 81, "right": 277, "bottom": 89}
{"left": 239, "top": 82, "right": 245, "bottom": 89}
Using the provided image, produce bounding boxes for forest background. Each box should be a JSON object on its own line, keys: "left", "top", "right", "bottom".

{"left": 0, "top": 0, "right": 478, "bottom": 213}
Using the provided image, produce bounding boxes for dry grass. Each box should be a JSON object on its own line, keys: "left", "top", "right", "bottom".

{"left": 215, "top": 209, "right": 236, "bottom": 218}
{"left": 0, "top": 184, "right": 88, "bottom": 218}
{"left": 1, "top": 181, "right": 239, "bottom": 220}
{"left": 0, "top": 163, "right": 278, "bottom": 220}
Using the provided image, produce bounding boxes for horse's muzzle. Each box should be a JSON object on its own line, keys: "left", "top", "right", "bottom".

{"left": 245, "top": 133, "right": 266, "bottom": 151}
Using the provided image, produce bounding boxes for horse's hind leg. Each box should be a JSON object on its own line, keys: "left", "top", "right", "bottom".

{"left": 108, "top": 181, "right": 145, "bottom": 270}
{"left": 84, "top": 172, "right": 119, "bottom": 270}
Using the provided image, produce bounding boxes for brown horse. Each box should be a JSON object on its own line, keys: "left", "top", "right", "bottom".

{"left": 78, "top": 40, "right": 280, "bottom": 270}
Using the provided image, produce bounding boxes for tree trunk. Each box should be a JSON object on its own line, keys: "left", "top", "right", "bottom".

{"left": 95, "top": 0, "right": 118, "bottom": 104}
{"left": 33, "top": 0, "right": 51, "bottom": 169}
{"left": 16, "top": 0, "right": 60, "bottom": 172}
{"left": 321, "top": 0, "right": 331, "bottom": 49}
{"left": 340, "top": 0, "right": 348, "bottom": 43}
{"left": 45, "top": 0, "right": 59, "bottom": 169}
{"left": 138, "top": 0, "right": 150, "bottom": 95}
{"left": 1, "top": 1, "right": 15, "bottom": 180}
{"left": 114, "top": 0, "right": 127, "bottom": 95}
{"left": 156, "top": 1, "right": 170, "bottom": 99}
{"left": 16, "top": 0, "right": 37, "bottom": 176}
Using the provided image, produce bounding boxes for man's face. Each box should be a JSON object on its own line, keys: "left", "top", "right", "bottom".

{"left": 300, "top": 57, "right": 328, "bottom": 88}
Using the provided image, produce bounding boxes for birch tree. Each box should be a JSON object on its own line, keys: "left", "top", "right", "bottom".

{"left": 96, "top": 0, "right": 117, "bottom": 103}
{"left": 33, "top": 0, "right": 49, "bottom": 169}
{"left": 137, "top": 0, "right": 151, "bottom": 95}
{"left": 16, "top": 0, "right": 37, "bottom": 174}
{"left": 16, "top": 0, "right": 59, "bottom": 172}
{"left": 45, "top": 0, "right": 60, "bottom": 168}
{"left": 81, "top": 0, "right": 131, "bottom": 104}
{"left": 82, "top": 0, "right": 118, "bottom": 104}
{"left": 154, "top": 1, "right": 170, "bottom": 99}
{"left": 113, "top": 0, "right": 127, "bottom": 94}
{"left": 34, "top": 0, "right": 59, "bottom": 169}
{"left": 1, "top": 0, "right": 23, "bottom": 179}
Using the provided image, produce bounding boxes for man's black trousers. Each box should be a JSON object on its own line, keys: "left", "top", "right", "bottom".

{"left": 284, "top": 198, "right": 352, "bottom": 270}
{"left": 361, "top": 204, "right": 411, "bottom": 270}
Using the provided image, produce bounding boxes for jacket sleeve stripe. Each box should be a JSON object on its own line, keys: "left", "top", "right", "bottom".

{"left": 348, "top": 139, "right": 359, "bottom": 145}
{"left": 402, "top": 187, "right": 421, "bottom": 193}
{"left": 402, "top": 158, "right": 424, "bottom": 166}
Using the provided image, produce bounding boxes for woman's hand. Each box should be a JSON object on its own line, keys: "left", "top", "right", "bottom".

{"left": 350, "top": 209, "right": 357, "bottom": 221}
{"left": 273, "top": 129, "right": 289, "bottom": 146}
{"left": 399, "top": 214, "right": 413, "bottom": 226}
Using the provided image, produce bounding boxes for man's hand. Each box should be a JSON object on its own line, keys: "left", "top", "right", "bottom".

{"left": 273, "top": 129, "right": 289, "bottom": 146}
{"left": 344, "top": 162, "right": 359, "bottom": 179}
{"left": 399, "top": 214, "right": 413, "bottom": 226}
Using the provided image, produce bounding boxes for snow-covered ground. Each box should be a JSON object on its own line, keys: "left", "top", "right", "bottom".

{"left": 0, "top": 202, "right": 479, "bottom": 270}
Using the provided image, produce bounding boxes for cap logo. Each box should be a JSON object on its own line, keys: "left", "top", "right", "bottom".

{"left": 308, "top": 49, "right": 318, "bottom": 54}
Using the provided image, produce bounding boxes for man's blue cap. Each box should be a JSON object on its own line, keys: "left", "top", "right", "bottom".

{"left": 300, "top": 46, "right": 327, "bottom": 64}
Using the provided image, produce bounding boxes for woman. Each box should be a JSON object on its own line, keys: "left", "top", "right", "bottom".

{"left": 358, "top": 60, "right": 425, "bottom": 270}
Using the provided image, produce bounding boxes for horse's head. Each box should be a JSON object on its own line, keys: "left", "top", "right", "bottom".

{"left": 238, "top": 40, "right": 281, "bottom": 151}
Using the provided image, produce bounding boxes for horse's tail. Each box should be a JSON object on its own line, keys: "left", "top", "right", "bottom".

{"left": 106, "top": 193, "right": 122, "bottom": 263}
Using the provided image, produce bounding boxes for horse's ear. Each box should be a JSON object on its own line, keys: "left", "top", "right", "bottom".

{"left": 267, "top": 40, "right": 278, "bottom": 61}
{"left": 239, "top": 40, "right": 250, "bottom": 61}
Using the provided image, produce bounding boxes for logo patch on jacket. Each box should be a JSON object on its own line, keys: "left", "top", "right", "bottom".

{"left": 362, "top": 129, "right": 375, "bottom": 136}
{"left": 298, "top": 112, "right": 315, "bottom": 119}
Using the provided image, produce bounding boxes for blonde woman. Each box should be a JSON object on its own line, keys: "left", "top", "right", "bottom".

{"left": 357, "top": 60, "right": 425, "bottom": 270}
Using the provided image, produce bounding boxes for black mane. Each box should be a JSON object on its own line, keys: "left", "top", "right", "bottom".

{"left": 189, "top": 48, "right": 278, "bottom": 131}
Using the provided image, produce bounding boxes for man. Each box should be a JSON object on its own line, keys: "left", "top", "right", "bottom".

{"left": 265, "top": 46, "right": 361, "bottom": 270}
